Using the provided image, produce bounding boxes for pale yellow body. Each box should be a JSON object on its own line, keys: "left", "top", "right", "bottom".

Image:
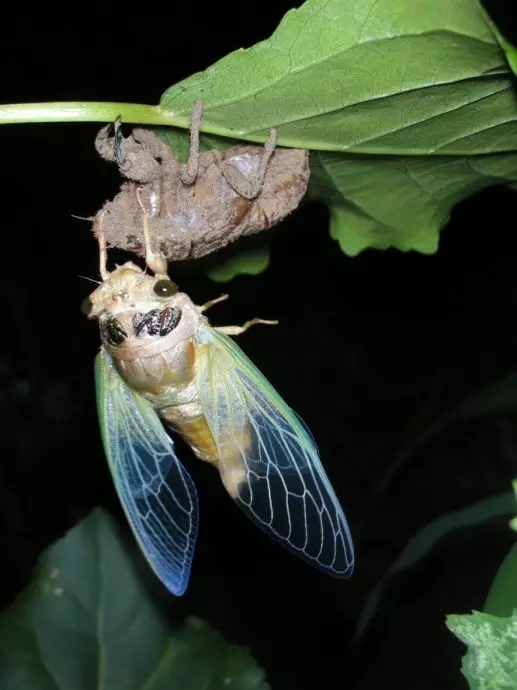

{"left": 88, "top": 262, "right": 271, "bottom": 496}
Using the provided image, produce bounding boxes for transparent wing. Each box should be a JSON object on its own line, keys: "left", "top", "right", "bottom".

{"left": 95, "top": 349, "right": 198, "bottom": 595}
{"left": 195, "top": 329, "right": 354, "bottom": 577}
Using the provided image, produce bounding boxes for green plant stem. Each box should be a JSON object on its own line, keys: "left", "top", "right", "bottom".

{"left": 0, "top": 102, "right": 238, "bottom": 139}
{"left": 0, "top": 102, "right": 173, "bottom": 125}
{"left": 0, "top": 101, "right": 307, "bottom": 147}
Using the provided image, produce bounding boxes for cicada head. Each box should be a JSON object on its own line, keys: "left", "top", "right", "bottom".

{"left": 81, "top": 197, "right": 202, "bottom": 359}
{"left": 82, "top": 261, "right": 201, "bottom": 356}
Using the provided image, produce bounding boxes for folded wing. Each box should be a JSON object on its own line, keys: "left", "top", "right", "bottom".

{"left": 195, "top": 330, "right": 354, "bottom": 577}
{"left": 95, "top": 350, "right": 198, "bottom": 595}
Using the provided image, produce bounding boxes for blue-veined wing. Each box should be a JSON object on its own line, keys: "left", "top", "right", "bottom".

{"left": 195, "top": 329, "right": 354, "bottom": 577}
{"left": 95, "top": 349, "right": 198, "bottom": 595}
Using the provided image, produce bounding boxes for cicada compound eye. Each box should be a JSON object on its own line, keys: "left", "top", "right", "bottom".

{"left": 80, "top": 296, "right": 93, "bottom": 315}
{"left": 153, "top": 279, "right": 178, "bottom": 298}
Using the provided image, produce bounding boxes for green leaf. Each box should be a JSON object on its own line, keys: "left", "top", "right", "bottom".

{"left": 445, "top": 374, "right": 517, "bottom": 424}
{"left": 309, "top": 151, "right": 517, "bottom": 256}
{"left": 355, "top": 492, "right": 516, "bottom": 641}
{"left": 446, "top": 610, "right": 517, "bottom": 689}
{"left": 488, "top": 19, "right": 517, "bottom": 76}
{"left": 208, "top": 247, "right": 271, "bottom": 282}
{"left": 0, "top": 0, "right": 515, "bottom": 273}
{"left": 161, "top": 0, "right": 505, "bottom": 152}
{"left": 510, "top": 480, "right": 517, "bottom": 533}
{"left": 483, "top": 480, "right": 517, "bottom": 617}
{"left": 366, "top": 375, "right": 517, "bottom": 513}
{"left": 157, "top": 0, "right": 517, "bottom": 261}
{"left": 0, "top": 508, "right": 268, "bottom": 690}
{"left": 157, "top": 128, "right": 236, "bottom": 164}
{"left": 485, "top": 541, "right": 517, "bottom": 617}
{"left": 501, "top": 40, "right": 517, "bottom": 76}
{"left": 394, "top": 372, "right": 517, "bottom": 477}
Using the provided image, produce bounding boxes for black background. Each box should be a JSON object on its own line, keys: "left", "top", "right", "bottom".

{"left": 1, "top": 1, "right": 517, "bottom": 688}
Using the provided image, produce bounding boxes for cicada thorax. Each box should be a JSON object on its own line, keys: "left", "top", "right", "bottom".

{"left": 108, "top": 329, "right": 196, "bottom": 395}
{"left": 100, "top": 290, "right": 199, "bottom": 393}
{"left": 111, "top": 325, "right": 251, "bottom": 496}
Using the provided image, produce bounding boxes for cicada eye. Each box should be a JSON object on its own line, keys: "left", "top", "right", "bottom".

{"left": 80, "top": 297, "right": 93, "bottom": 315}
{"left": 153, "top": 279, "right": 178, "bottom": 298}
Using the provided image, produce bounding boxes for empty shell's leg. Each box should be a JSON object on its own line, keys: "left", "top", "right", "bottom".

{"left": 180, "top": 100, "right": 204, "bottom": 186}
{"left": 113, "top": 117, "right": 124, "bottom": 165}
{"left": 93, "top": 210, "right": 110, "bottom": 281}
{"left": 135, "top": 187, "right": 168, "bottom": 278}
{"left": 220, "top": 128, "right": 277, "bottom": 200}
{"left": 214, "top": 317, "right": 278, "bottom": 336}
{"left": 199, "top": 294, "right": 230, "bottom": 313}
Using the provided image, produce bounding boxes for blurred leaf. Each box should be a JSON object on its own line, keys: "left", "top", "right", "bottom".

{"left": 355, "top": 492, "right": 515, "bottom": 641}
{"left": 446, "top": 610, "right": 517, "bottom": 689}
{"left": 208, "top": 247, "right": 271, "bottom": 283}
{"left": 0, "top": 508, "right": 268, "bottom": 690}
{"left": 445, "top": 373, "right": 517, "bottom": 424}
{"left": 484, "top": 480, "right": 517, "bottom": 618}
{"left": 157, "top": 0, "right": 517, "bottom": 266}
{"left": 510, "top": 480, "right": 517, "bottom": 533}
{"left": 485, "top": 541, "right": 517, "bottom": 617}
{"left": 374, "top": 373, "right": 517, "bottom": 500}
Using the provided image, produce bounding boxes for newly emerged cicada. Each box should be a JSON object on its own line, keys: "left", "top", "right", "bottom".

{"left": 83, "top": 191, "right": 354, "bottom": 595}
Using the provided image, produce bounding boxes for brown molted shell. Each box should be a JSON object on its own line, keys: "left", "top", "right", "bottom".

{"left": 93, "top": 126, "right": 310, "bottom": 261}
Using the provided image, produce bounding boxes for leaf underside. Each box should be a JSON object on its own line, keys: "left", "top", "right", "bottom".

{"left": 153, "top": 0, "right": 517, "bottom": 278}
{"left": 0, "top": 509, "right": 268, "bottom": 690}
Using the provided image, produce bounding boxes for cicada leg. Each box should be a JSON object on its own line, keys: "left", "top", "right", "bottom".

{"left": 135, "top": 187, "right": 168, "bottom": 278}
{"left": 220, "top": 128, "right": 277, "bottom": 200}
{"left": 214, "top": 317, "right": 278, "bottom": 336}
{"left": 92, "top": 210, "right": 110, "bottom": 281}
{"left": 113, "top": 116, "right": 124, "bottom": 165}
{"left": 180, "top": 99, "right": 204, "bottom": 186}
{"left": 200, "top": 294, "right": 277, "bottom": 336}
{"left": 199, "top": 294, "right": 230, "bottom": 313}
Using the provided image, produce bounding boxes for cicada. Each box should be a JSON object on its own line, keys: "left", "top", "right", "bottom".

{"left": 82, "top": 191, "right": 354, "bottom": 595}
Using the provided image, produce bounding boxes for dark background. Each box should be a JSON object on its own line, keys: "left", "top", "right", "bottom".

{"left": 1, "top": 1, "right": 517, "bottom": 688}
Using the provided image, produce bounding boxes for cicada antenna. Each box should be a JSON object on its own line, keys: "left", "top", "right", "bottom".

{"left": 71, "top": 214, "right": 94, "bottom": 222}
{"left": 135, "top": 187, "right": 168, "bottom": 279}
{"left": 93, "top": 211, "right": 110, "bottom": 281}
